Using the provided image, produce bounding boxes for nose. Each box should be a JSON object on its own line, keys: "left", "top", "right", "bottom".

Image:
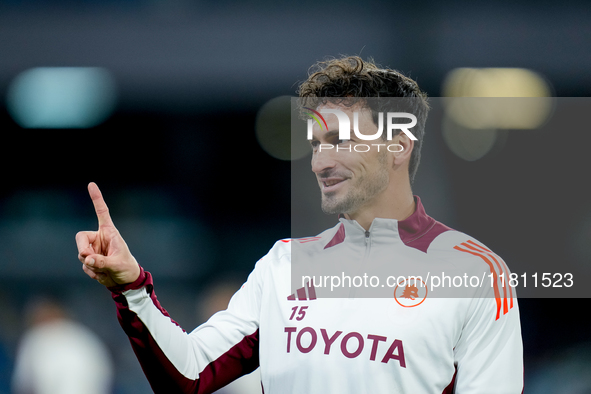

{"left": 311, "top": 147, "right": 337, "bottom": 175}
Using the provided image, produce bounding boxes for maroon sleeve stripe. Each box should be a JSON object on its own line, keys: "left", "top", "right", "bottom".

{"left": 111, "top": 269, "right": 260, "bottom": 394}
{"left": 441, "top": 366, "right": 457, "bottom": 394}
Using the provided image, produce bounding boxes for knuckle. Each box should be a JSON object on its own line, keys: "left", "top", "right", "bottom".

{"left": 82, "top": 265, "right": 95, "bottom": 279}
{"left": 96, "top": 257, "right": 108, "bottom": 269}
{"left": 96, "top": 207, "right": 109, "bottom": 216}
{"left": 76, "top": 231, "right": 94, "bottom": 245}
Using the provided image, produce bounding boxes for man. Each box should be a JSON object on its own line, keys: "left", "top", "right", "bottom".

{"left": 76, "top": 56, "right": 523, "bottom": 393}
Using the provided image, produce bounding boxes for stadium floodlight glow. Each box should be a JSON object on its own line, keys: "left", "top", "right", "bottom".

{"left": 441, "top": 68, "right": 553, "bottom": 130}
{"left": 442, "top": 115, "right": 500, "bottom": 162}
{"left": 256, "top": 96, "right": 311, "bottom": 161}
{"left": 6, "top": 67, "right": 117, "bottom": 129}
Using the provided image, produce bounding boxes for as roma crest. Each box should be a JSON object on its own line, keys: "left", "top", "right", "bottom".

{"left": 394, "top": 278, "right": 428, "bottom": 308}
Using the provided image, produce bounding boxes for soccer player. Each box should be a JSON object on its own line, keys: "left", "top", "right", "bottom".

{"left": 76, "top": 56, "right": 523, "bottom": 393}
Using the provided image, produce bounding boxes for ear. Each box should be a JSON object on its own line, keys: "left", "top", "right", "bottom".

{"left": 390, "top": 133, "right": 414, "bottom": 167}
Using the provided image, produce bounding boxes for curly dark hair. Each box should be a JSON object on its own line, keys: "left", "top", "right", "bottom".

{"left": 297, "top": 56, "right": 430, "bottom": 183}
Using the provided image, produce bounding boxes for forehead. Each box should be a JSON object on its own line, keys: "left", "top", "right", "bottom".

{"left": 313, "top": 102, "right": 373, "bottom": 129}
{"left": 316, "top": 101, "right": 369, "bottom": 115}
{"left": 311, "top": 102, "right": 375, "bottom": 137}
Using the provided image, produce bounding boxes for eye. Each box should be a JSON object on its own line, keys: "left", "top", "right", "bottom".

{"left": 337, "top": 139, "right": 350, "bottom": 145}
{"left": 310, "top": 140, "right": 320, "bottom": 150}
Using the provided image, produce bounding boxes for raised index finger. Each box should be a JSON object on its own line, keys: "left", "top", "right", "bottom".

{"left": 88, "top": 182, "right": 113, "bottom": 227}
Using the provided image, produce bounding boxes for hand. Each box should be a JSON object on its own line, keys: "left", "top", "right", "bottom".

{"left": 76, "top": 182, "right": 141, "bottom": 287}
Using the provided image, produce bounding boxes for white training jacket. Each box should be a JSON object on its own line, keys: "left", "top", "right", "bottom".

{"left": 109, "top": 197, "right": 523, "bottom": 393}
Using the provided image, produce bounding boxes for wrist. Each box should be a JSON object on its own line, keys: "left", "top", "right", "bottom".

{"left": 108, "top": 265, "right": 147, "bottom": 293}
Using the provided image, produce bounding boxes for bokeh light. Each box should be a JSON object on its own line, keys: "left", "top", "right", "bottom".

{"left": 441, "top": 68, "right": 553, "bottom": 161}
{"left": 6, "top": 67, "right": 117, "bottom": 129}
{"left": 442, "top": 68, "right": 553, "bottom": 129}
{"left": 256, "top": 96, "right": 309, "bottom": 161}
{"left": 441, "top": 115, "right": 501, "bottom": 162}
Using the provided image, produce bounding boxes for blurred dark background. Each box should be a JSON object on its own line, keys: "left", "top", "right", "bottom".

{"left": 0, "top": 0, "right": 590, "bottom": 393}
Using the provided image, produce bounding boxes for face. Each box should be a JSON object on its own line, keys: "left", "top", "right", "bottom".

{"left": 310, "top": 103, "right": 391, "bottom": 215}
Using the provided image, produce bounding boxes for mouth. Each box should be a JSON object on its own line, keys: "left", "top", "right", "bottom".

{"left": 320, "top": 177, "right": 347, "bottom": 192}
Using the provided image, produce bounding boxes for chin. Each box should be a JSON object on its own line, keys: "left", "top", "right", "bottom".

{"left": 320, "top": 199, "right": 339, "bottom": 215}
{"left": 321, "top": 197, "right": 349, "bottom": 216}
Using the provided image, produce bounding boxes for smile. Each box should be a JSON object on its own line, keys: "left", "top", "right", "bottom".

{"left": 321, "top": 178, "right": 347, "bottom": 192}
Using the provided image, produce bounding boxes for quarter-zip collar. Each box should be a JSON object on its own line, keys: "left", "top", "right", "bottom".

{"left": 326, "top": 196, "right": 451, "bottom": 252}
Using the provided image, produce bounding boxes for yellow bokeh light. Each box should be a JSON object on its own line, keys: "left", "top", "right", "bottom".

{"left": 442, "top": 68, "right": 554, "bottom": 130}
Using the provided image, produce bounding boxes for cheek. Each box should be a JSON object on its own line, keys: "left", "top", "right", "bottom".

{"left": 354, "top": 152, "right": 382, "bottom": 173}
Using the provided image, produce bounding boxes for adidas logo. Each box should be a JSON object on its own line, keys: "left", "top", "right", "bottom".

{"left": 287, "top": 281, "right": 317, "bottom": 301}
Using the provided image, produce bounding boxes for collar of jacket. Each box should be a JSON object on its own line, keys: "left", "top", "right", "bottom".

{"left": 330, "top": 196, "right": 452, "bottom": 253}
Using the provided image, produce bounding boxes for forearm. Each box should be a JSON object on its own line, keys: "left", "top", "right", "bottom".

{"left": 110, "top": 267, "right": 259, "bottom": 394}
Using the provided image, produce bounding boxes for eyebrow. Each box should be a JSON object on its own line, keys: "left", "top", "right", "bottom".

{"left": 311, "top": 130, "right": 340, "bottom": 141}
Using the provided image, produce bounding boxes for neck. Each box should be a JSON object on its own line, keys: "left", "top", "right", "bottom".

{"left": 344, "top": 181, "right": 416, "bottom": 231}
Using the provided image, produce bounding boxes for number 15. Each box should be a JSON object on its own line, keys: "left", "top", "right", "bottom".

{"left": 289, "top": 306, "right": 308, "bottom": 321}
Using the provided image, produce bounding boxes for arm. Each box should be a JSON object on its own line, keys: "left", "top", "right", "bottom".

{"left": 111, "top": 267, "right": 261, "bottom": 394}
{"left": 76, "top": 183, "right": 261, "bottom": 393}
{"left": 453, "top": 283, "right": 523, "bottom": 393}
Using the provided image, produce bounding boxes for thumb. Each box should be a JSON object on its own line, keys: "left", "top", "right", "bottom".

{"left": 84, "top": 254, "right": 110, "bottom": 270}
